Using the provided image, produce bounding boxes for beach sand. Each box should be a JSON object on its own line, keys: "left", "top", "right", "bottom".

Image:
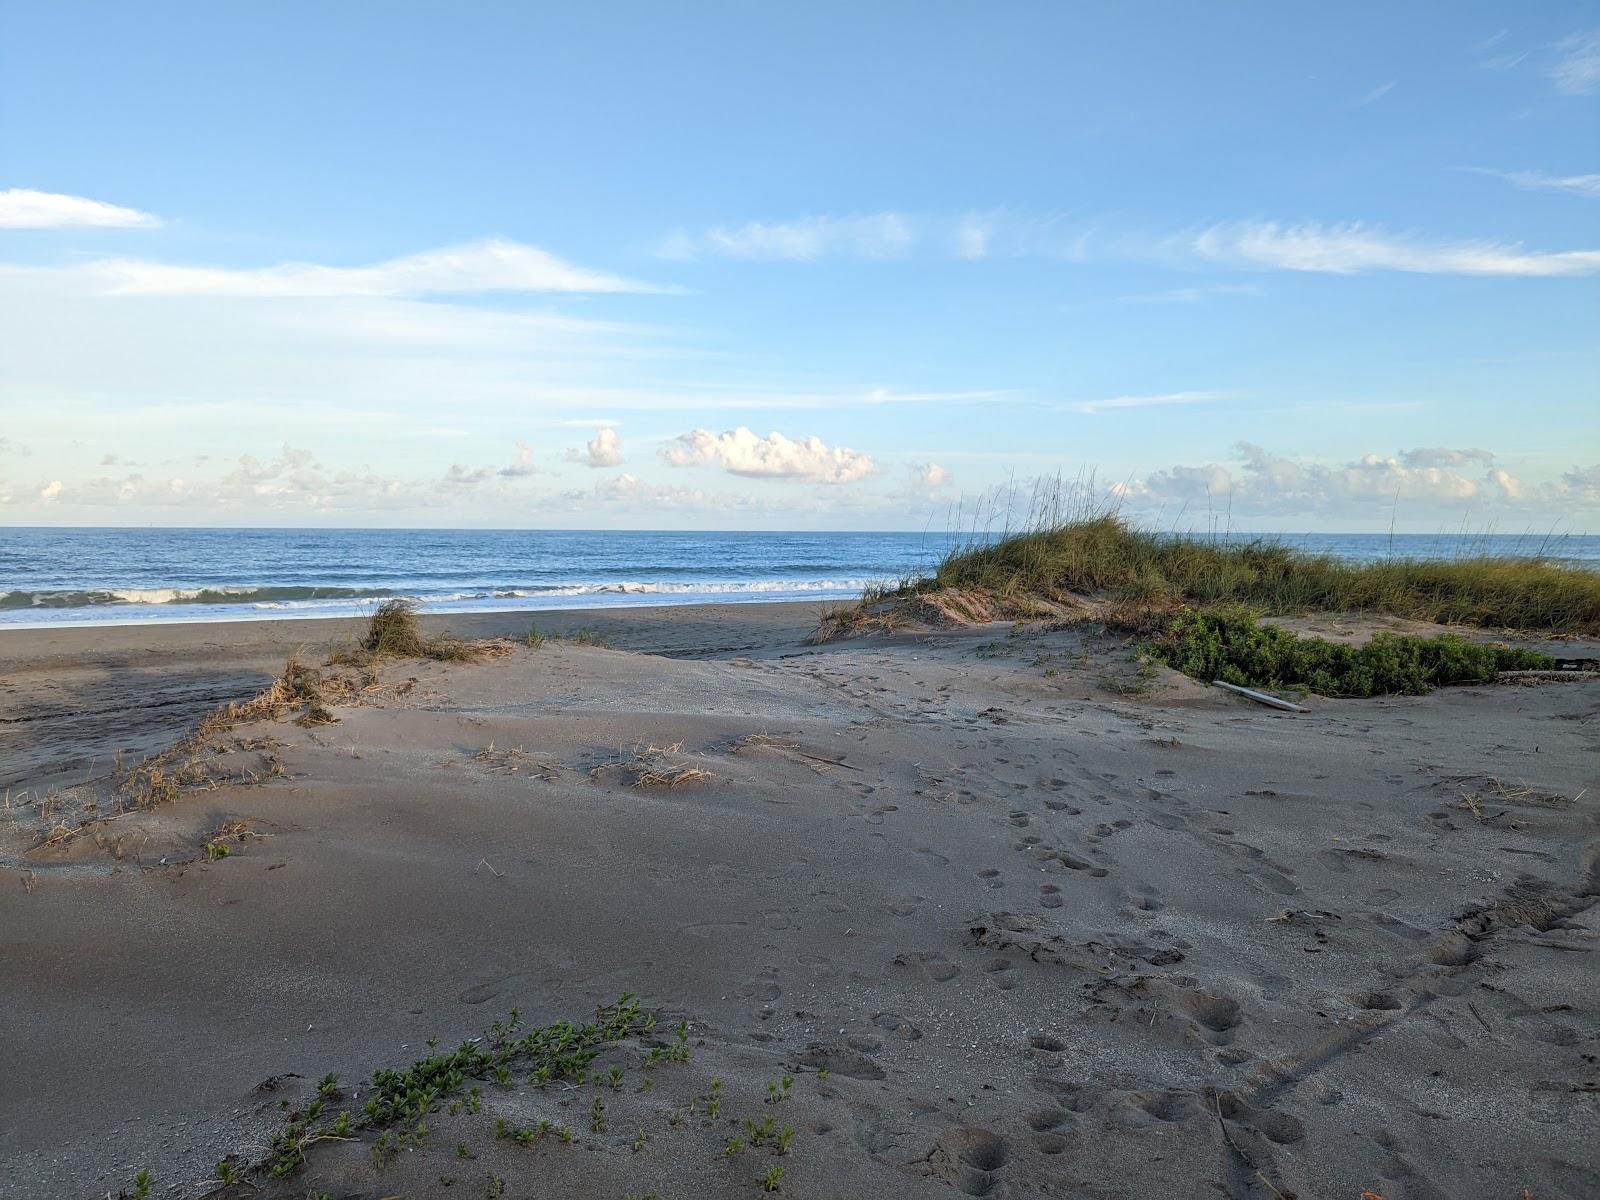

{"left": 2, "top": 602, "right": 1596, "bottom": 1199}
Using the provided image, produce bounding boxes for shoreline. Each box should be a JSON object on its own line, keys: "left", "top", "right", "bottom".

{"left": 0, "top": 598, "right": 831, "bottom": 673}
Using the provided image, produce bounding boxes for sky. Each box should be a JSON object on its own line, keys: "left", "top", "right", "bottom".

{"left": 1, "top": 1, "right": 1597, "bottom": 532}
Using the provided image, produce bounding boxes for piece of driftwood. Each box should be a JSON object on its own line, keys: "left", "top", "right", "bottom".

{"left": 1212, "top": 680, "right": 1308, "bottom": 713}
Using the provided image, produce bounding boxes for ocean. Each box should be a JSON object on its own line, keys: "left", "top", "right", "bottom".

{"left": 2, "top": 527, "right": 1597, "bottom": 630}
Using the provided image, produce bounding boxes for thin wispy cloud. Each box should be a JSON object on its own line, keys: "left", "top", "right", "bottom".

{"left": 1464, "top": 167, "right": 1600, "bottom": 199}
{"left": 0, "top": 188, "right": 162, "bottom": 229}
{"left": 1110, "top": 283, "right": 1262, "bottom": 305}
{"left": 60, "top": 238, "right": 665, "bottom": 298}
{"left": 1191, "top": 220, "right": 1600, "bottom": 277}
{"left": 666, "top": 212, "right": 1599, "bottom": 278}
{"left": 1550, "top": 29, "right": 1600, "bottom": 95}
{"left": 661, "top": 211, "right": 1086, "bottom": 263}
{"left": 1350, "top": 80, "right": 1397, "bottom": 107}
{"left": 1069, "top": 390, "right": 1226, "bottom": 415}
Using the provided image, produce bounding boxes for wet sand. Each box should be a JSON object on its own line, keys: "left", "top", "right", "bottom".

{"left": 1, "top": 602, "right": 1596, "bottom": 1199}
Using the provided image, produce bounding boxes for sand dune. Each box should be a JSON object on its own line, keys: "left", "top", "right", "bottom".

{"left": 1, "top": 603, "right": 1596, "bottom": 1198}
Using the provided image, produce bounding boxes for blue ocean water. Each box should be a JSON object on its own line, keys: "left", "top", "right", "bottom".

{"left": 2, "top": 527, "right": 1596, "bottom": 629}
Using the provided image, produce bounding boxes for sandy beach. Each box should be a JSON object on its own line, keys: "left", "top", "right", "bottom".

{"left": 2, "top": 601, "right": 1596, "bottom": 1199}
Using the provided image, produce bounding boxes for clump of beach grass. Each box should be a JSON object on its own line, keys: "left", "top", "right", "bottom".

{"left": 332, "top": 600, "right": 510, "bottom": 665}
{"left": 932, "top": 513, "right": 1599, "bottom": 634}
{"left": 364, "top": 599, "right": 427, "bottom": 656}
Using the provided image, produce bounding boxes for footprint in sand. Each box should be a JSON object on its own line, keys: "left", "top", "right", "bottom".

{"left": 925, "top": 1128, "right": 1011, "bottom": 1198}
{"left": 1051, "top": 850, "right": 1110, "bottom": 878}
{"left": 457, "top": 975, "right": 518, "bottom": 1005}
{"left": 976, "top": 867, "right": 1006, "bottom": 890}
{"left": 895, "top": 951, "right": 961, "bottom": 982}
{"left": 985, "top": 957, "right": 1018, "bottom": 991}
{"left": 1040, "top": 883, "right": 1064, "bottom": 909}
{"left": 889, "top": 896, "right": 924, "bottom": 916}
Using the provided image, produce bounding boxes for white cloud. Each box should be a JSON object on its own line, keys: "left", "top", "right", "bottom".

{"left": 667, "top": 211, "right": 1600, "bottom": 279}
{"left": 38, "top": 479, "right": 62, "bottom": 500}
{"left": 1351, "top": 81, "right": 1397, "bottom": 107}
{"left": 1110, "top": 283, "right": 1262, "bottom": 305}
{"left": 441, "top": 463, "right": 494, "bottom": 488}
{"left": 1398, "top": 447, "right": 1495, "bottom": 468}
{"left": 686, "top": 214, "right": 916, "bottom": 261}
{"left": 1559, "top": 464, "right": 1600, "bottom": 500}
{"left": 69, "top": 238, "right": 662, "bottom": 298}
{"left": 566, "top": 427, "right": 623, "bottom": 467}
{"left": 500, "top": 440, "right": 538, "bottom": 478}
{"left": 1191, "top": 220, "right": 1600, "bottom": 277}
{"left": 663, "top": 210, "right": 1083, "bottom": 263}
{"left": 661, "top": 427, "right": 875, "bottom": 483}
{"left": 912, "top": 462, "right": 950, "bottom": 489}
{"left": 0, "top": 188, "right": 161, "bottom": 229}
{"left": 1071, "top": 390, "right": 1225, "bottom": 415}
{"left": 1117, "top": 442, "right": 1537, "bottom": 514}
{"left": 1466, "top": 168, "right": 1600, "bottom": 199}
{"left": 1551, "top": 29, "right": 1600, "bottom": 94}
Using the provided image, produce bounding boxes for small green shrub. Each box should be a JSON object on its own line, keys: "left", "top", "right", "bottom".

{"left": 1151, "top": 608, "right": 1554, "bottom": 697}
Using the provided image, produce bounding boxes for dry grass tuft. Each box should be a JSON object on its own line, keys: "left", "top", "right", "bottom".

{"left": 473, "top": 742, "right": 559, "bottom": 780}
{"left": 116, "top": 655, "right": 324, "bottom": 810}
{"left": 590, "top": 742, "right": 715, "bottom": 789}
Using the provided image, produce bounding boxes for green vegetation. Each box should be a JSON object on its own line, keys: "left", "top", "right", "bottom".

{"left": 932, "top": 515, "right": 1599, "bottom": 633}
{"left": 251, "top": 995, "right": 653, "bottom": 1181}
{"left": 1150, "top": 608, "right": 1554, "bottom": 697}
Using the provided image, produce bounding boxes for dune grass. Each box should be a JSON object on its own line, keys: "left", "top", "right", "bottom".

{"left": 930, "top": 515, "right": 1599, "bottom": 634}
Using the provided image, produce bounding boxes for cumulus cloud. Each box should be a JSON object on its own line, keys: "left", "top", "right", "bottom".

{"left": 61, "top": 238, "right": 663, "bottom": 298}
{"left": 0, "top": 188, "right": 161, "bottom": 229}
{"left": 1560, "top": 464, "right": 1600, "bottom": 501}
{"left": 1114, "top": 443, "right": 1539, "bottom": 514}
{"left": 912, "top": 462, "right": 951, "bottom": 489}
{"left": 1191, "top": 221, "right": 1600, "bottom": 277}
{"left": 500, "top": 440, "right": 538, "bottom": 478}
{"left": 661, "top": 427, "right": 875, "bottom": 483}
{"left": 21, "top": 444, "right": 517, "bottom": 512}
{"left": 566, "top": 427, "right": 623, "bottom": 468}
{"left": 585, "top": 472, "right": 709, "bottom": 507}
{"left": 1551, "top": 29, "right": 1600, "bottom": 94}
{"left": 441, "top": 463, "right": 494, "bottom": 488}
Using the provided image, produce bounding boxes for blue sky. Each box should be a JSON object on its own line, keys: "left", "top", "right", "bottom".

{"left": 1, "top": 1, "right": 1596, "bottom": 531}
